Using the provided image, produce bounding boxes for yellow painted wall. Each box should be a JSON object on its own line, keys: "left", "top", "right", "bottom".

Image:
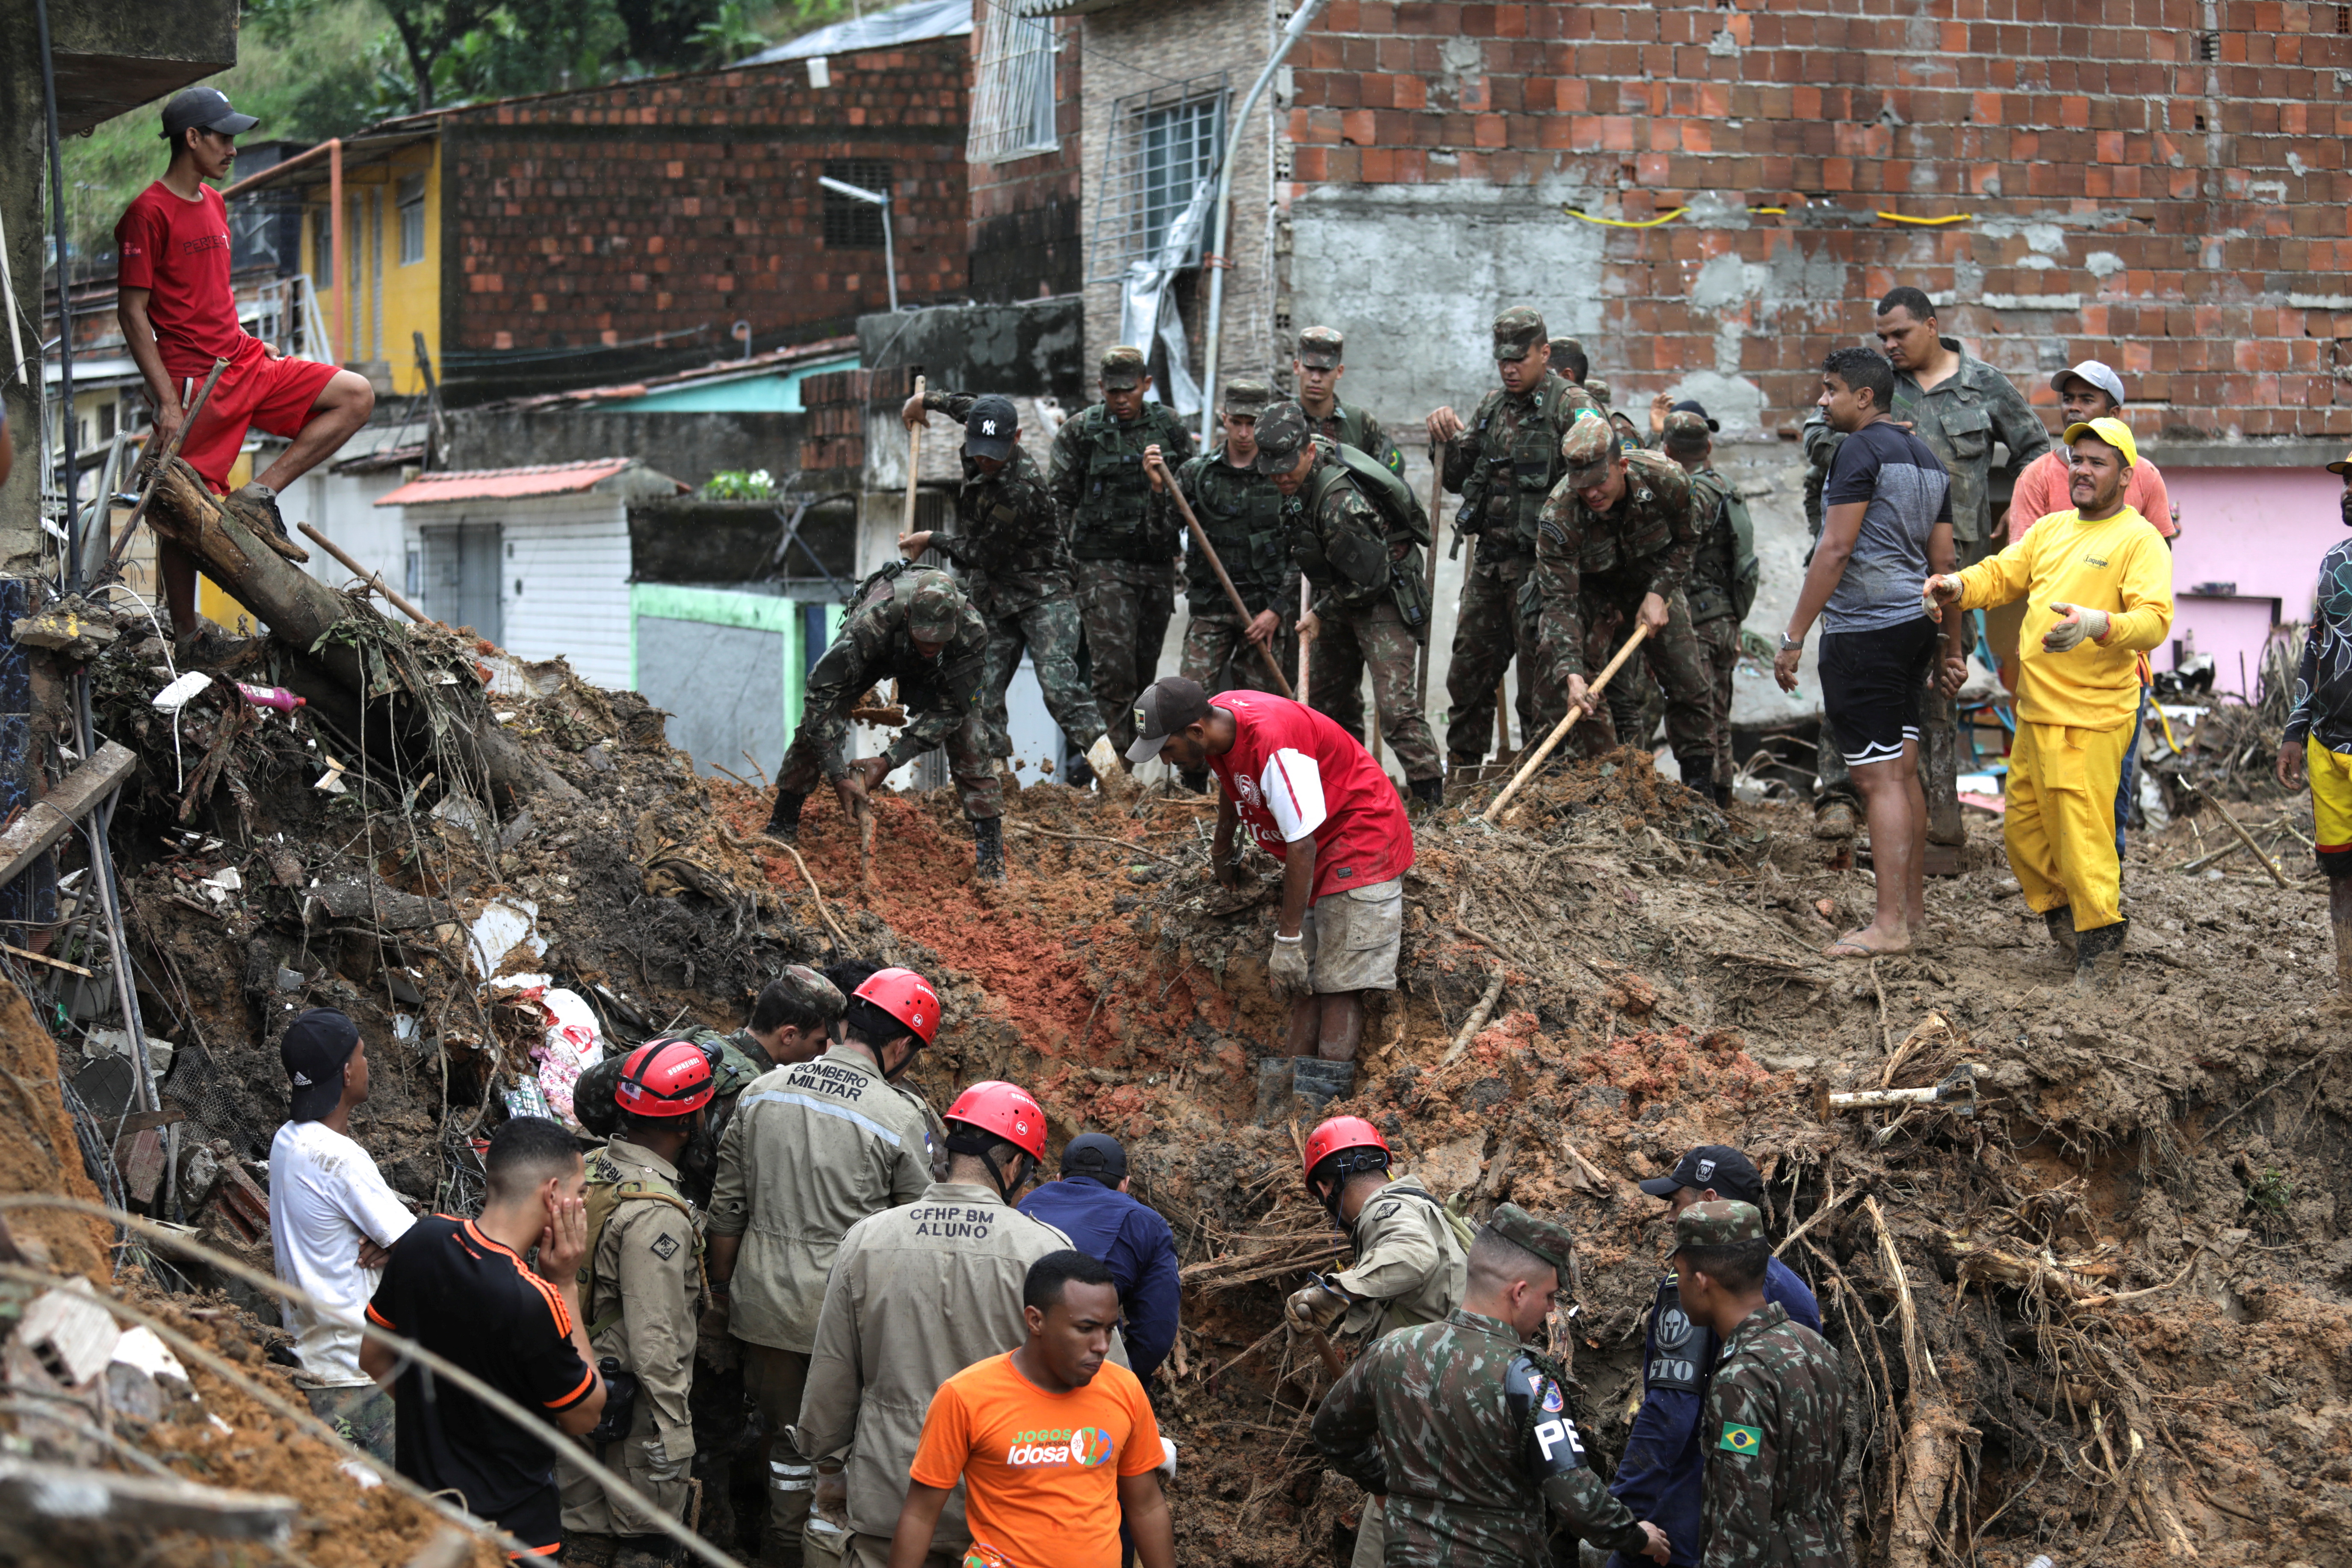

{"left": 298, "top": 139, "right": 442, "bottom": 395}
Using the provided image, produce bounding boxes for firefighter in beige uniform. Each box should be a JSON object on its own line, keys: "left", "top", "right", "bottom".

{"left": 706, "top": 969, "right": 944, "bottom": 1568}
{"left": 559, "top": 1041, "right": 715, "bottom": 1568}
{"left": 1285, "top": 1116, "right": 1470, "bottom": 1568}
{"left": 792, "top": 1081, "right": 1123, "bottom": 1568}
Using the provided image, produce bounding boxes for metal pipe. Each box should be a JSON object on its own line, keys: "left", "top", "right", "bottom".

{"left": 34, "top": 0, "right": 80, "bottom": 588}
{"left": 1197, "top": 0, "right": 1329, "bottom": 446}
{"left": 329, "top": 140, "right": 345, "bottom": 370}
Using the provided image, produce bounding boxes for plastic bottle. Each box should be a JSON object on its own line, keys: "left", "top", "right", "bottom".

{"left": 234, "top": 682, "right": 307, "bottom": 713}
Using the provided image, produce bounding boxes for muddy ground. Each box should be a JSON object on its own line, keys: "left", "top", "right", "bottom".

{"left": 9, "top": 630, "right": 2350, "bottom": 1568}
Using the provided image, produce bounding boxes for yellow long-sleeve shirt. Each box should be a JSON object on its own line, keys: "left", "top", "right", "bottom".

{"left": 1953, "top": 504, "right": 2174, "bottom": 729}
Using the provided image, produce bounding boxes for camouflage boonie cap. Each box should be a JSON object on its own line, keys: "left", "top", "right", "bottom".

{"left": 1492, "top": 306, "right": 1547, "bottom": 362}
{"left": 1100, "top": 344, "right": 1148, "bottom": 388}
{"left": 1251, "top": 402, "right": 1315, "bottom": 474}
{"left": 1663, "top": 409, "right": 1712, "bottom": 453}
{"left": 1584, "top": 375, "right": 1614, "bottom": 408}
{"left": 1672, "top": 1199, "right": 1766, "bottom": 1252}
{"left": 1222, "top": 377, "right": 1275, "bottom": 416}
{"left": 1562, "top": 413, "right": 1620, "bottom": 484}
{"left": 1488, "top": 1202, "right": 1576, "bottom": 1278}
{"left": 1296, "top": 325, "right": 1345, "bottom": 369}
{"left": 767, "top": 963, "right": 846, "bottom": 1022}
{"left": 897, "top": 568, "right": 967, "bottom": 641}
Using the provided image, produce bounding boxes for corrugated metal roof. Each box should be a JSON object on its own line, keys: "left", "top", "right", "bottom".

{"left": 374, "top": 458, "right": 665, "bottom": 507}
{"left": 737, "top": 0, "right": 971, "bottom": 64}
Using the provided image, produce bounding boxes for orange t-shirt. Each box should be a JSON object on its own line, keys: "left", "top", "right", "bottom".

{"left": 907, "top": 1351, "right": 1162, "bottom": 1568}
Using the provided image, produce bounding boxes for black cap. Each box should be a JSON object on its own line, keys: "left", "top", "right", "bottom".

{"left": 281, "top": 1008, "right": 360, "bottom": 1122}
{"left": 1062, "top": 1132, "right": 1129, "bottom": 1181}
{"left": 1670, "top": 399, "right": 1720, "bottom": 433}
{"left": 161, "top": 88, "right": 259, "bottom": 143}
{"left": 1125, "top": 676, "right": 1211, "bottom": 765}
{"left": 964, "top": 394, "right": 1018, "bottom": 462}
{"left": 1638, "top": 1144, "right": 1762, "bottom": 1205}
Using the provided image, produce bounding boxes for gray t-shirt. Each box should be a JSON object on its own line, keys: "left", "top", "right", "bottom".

{"left": 1819, "top": 419, "right": 1952, "bottom": 634}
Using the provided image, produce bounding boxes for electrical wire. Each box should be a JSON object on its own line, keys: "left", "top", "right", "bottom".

{"left": 1562, "top": 205, "right": 1690, "bottom": 229}
{"left": 1879, "top": 211, "right": 1976, "bottom": 225}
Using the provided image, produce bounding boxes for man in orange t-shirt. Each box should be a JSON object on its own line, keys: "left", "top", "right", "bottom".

{"left": 893, "top": 1251, "right": 1175, "bottom": 1568}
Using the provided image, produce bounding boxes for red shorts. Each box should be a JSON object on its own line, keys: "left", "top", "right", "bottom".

{"left": 171, "top": 340, "right": 341, "bottom": 493}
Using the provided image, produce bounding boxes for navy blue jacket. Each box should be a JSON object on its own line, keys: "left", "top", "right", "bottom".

{"left": 1607, "top": 1255, "right": 1821, "bottom": 1568}
{"left": 1017, "top": 1175, "right": 1181, "bottom": 1384}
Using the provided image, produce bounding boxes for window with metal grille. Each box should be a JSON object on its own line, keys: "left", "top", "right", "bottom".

{"left": 822, "top": 161, "right": 893, "bottom": 248}
{"left": 969, "top": 8, "right": 1060, "bottom": 164}
{"left": 397, "top": 172, "right": 427, "bottom": 265}
{"left": 314, "top": 210, "right": 332, "bottom": 281}
{"left": 1087, "top": 76, "right": 1226, "bottom": 282}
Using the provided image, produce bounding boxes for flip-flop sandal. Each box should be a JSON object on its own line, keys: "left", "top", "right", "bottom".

{"left": 1822, "top": 938, "right": 1883, "bottom": 960}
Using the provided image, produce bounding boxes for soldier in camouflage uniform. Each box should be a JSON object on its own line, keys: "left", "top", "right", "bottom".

{"left": 758, "top": 569, "right": 997, "bottom": 877}
{"left": 1670, "top": 1200, "right": 1853, "bottom": 1568}
{"left": 1547, "top": 337, "right": 1590, "bottom": 389}
{"left": 898, "top": 389, "right": 1128, "bottom": 801}
{"left": 1252, "top": 403, "right": 1444, "bottom": 806}
{"left": 1288, "top": 325, "right": 1406, "bottom": 475}
{"left": 1427, "top": 308, "right": 1601, "bottom": 772}
{"left": 1532, "top": 414, "right": 1722, "bottom": 789}
{"left": 1312, "top": 1204, "right": 1671, "bottom": 1567}
{"left": 1050, "top": 345, "right": 1197, "bottom": 762}
{"left": 1660, "top": 409, "right": 1757, "bottom": 806}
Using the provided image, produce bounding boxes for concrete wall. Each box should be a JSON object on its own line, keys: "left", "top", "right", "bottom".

{"left": 2166, "top": 463, "right": 2340, "bottom": 701}
{"left": 858, "top": 297, "right": 1086, "bottom": 402}
{"left": 442, "top": 407, "right": 804, "bottom": 492}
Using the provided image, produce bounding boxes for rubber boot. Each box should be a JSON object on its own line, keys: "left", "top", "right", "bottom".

{"left": 1406, "top": 775, "right": 1444, "bottom": 813}
{"left": 560, "top": 1533, "right": 620, "bottom": 1568}
{"left": 2074, "top": 916, "right": 2129, "bottom": 990}
{"left": 1179, "top": 768, "right": 1210, "bottom": 795}
{"left": 2044, "top": 905, "right": 2078, "bottom": 961}
{"left": 1292, "top": 1057, "right": 1355, "bottom": 1114}
{"left": 612, "top": 1539, "right": 673, "bottom": 1568}
{"left": 973, "top": 816, "right": 1005, "bottom": 883}
{"left": 762, "top": 788, "right": 806, "bottom": 845}
{"left": 1254, "top": 1057, "right": 1292, "bottom": 1125}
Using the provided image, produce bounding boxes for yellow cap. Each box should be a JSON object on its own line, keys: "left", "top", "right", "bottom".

{"left": 2061, "top": 416, "right": 2137, "bottom": 468}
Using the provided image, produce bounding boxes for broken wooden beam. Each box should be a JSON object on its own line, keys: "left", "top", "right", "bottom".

{"left": 0, "top": 1457, "right": 296, "bottom": 1542}
{"left": 301, "top": 878, "right": 459, "bottom": 933}
{"left": 0, "top": 742, "right": 136, "bottom": 892}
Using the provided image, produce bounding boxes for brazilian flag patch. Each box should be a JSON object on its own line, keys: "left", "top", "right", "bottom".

{"left": 1718, "top": 1424, "right": 1763, "bottom": 1457}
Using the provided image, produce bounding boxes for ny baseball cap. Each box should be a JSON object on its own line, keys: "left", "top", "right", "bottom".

{"left": 1101, "top": 345, "right": 1148, "bottom": 389}
{"left": 1296, "top": 326, "right": 1345, "bottom": 369}
{"left": 282, "top": 1007, "right": 360, "bottom": 1122}
{"left": 1125, "top": 676, "right": 1211, "bottom": 765}
{"left": 1639, "top": 1144, "right": 1764, "bottom": 1204}
{"left": 1251, "top": 402, "right": 1315, "bottom": 474}
{"left": 1492, "top": 306, "right": 1547, "bottom": 362}
{"left": 2062, "top": 416, "right": 2138, "bottom": 468}
{"left": 161, "top": 88, "right": 259, "bottom": 142}
{"left": 2050, "top": 360, "right": 2127, "bottom": 408}
{"left": 896, "top": 568, "right": 967, "bottom": 642}
{"left": 964, "top": 394, "right": 1018, "bottom": 462}
{"left": 1672, "top": 1199, "right": 1766, "bottom": 1252}
{"left": 1062, "top": 1132, "right": 1129, "bottom": 1181}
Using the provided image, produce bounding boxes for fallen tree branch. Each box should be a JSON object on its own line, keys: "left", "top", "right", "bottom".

{"left": 1439, "top": 970, "right": 1508, "bottom": 1064}
{"left": 1004, "top": 821, "right": 1182, "bottom": 864}
{"left": 781, "top": 845, "right": 854, "bottom": 950}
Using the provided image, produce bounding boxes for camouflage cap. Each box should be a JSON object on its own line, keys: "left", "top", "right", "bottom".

{"left": 1487, "top": 1202, "right": 1576, "bottom": 1279}
{"left": 765, "top": 963, "right": 846, "bottom": 1022}
{"left": 1548, "top": 336, "right": 1587, "bottom": 371}
{"left": 1672, "top": 1199, "right": 1766, "bottom": 1252}
{"left": 1662, "top": 409, "right": 1713, "bottom": 454}
{"left": 1251, "top": 401, "right": 1315, "bottom": 474}
{"left": 896, "top": 568, "right": 967, "bottom": 642}
{"left": 1223, "top": 377, "right": 1275, "bottom": 416}
{"left": 1101, "top": 344, "right": 1149, "bottom": 389}
{"left": 1562, "top": 412, "right": 1622, "bottom": 485}
{"left": 1584, "top": 375, "right": 1614, "bottom": 408}
{"left": 1492, "top": 306, "right": 1548, "bottom": 362}
{"left": 1296, "top": 325, "right": 1345, "bottom": 369}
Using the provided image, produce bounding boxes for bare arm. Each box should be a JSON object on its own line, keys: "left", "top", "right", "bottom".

{"left": 1211, "top": 788, "right": 1240, "bottom": 888}
{"left": 116, "top": 289, "right": 184, "bottom": 446}
{"left": 1277, "top": 835, "right": 1318, "bottom": 940}
{"left": 1771, "top": 497, "right": 1867, "bottom": 693}
{"left": 359, "top": 1331, "right": 397, "bottom": 1390}
{"left": 887, "top": 1481, "right": 955, "bottom": 1568}
{"left": 1118, "top": 1471, "right": 1178, "bottom": 1568}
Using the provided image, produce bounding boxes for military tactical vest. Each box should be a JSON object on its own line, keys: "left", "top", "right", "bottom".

{"left": 1686, "top": 470, "right": 1761, "bottom": 626}
{"left": 1183, "top": 453, "right": 1287, "bottom": 612}
{"left": 1642, "top": 1274, "right": 1714, "bottom": 1396}
{"left": 1468, "top": 382, "right": 1577, "bottom": 554}
{"left": 1576, "top": 448, "right": 1687, "bottom": 577}
{"left": 1291, "top": 441, "right": 1433, "bottom": 638}
{"left": 1070, "top": 402, "right": 1188, "bottom": 562}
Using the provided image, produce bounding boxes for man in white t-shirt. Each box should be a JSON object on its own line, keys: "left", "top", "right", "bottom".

{"left": 268, "top": 1008, "right": 415, "bottom": 1460}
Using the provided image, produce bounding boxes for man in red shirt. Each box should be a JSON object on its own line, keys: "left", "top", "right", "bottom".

{"left": 1129, "top": 676, "right": 1412, "bottom": 1114}
{"left": 115, "top": 88, "right": 375, "bottom": 660}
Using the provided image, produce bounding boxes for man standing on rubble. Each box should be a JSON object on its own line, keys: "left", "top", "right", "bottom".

{"left": 706, "top": 968, "right": 943, "bottom": 1568}
{"left": 758, "top": 568, "right": 998, "bottom": 879}
{"left": 1050, "top": 345, "right": 1197, "bottom": 771}
{"left": 1018, "top": 1133, "right": 1181, "bottom": 1387}
{"left": 1128, "top": 677, "right": 1415, "bottom": 1110}
{"left": 898, "top": 389, "right": 1130, "bottom": 800}
{"left": 1313, "top": 1204, "right": 1670, "bottom": 1566}
{"left": 1656, "top": 407, "right": 1757, "bottom": 805}
{"left": 559, "top": 1041, "right": 715, "bottom": 1568}
{"left": 2276, "top": 443, "right": 2352, "bottom": 999}
{"left": 1286, "top": 1116, "right": 1468, "bottom": 1568}
{"left": 795, "top": 1081, "right": 1085, "bottom": 1568}
{"left": 115, "top": 89, "right": 377, "bottom": 662}
{"left": 1608, "top": 1147, "right": 1820, "bottom": 1568}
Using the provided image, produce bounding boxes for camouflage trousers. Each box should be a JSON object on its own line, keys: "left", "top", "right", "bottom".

{"left": 1557, "top": 576, "right": 1720, "bottom": 787}
{"left": 1694, "top": 612, "right": 1741, "bottom": 789}
{"left": 1446, "top": 546, "right": 1560, "bottom": 765}
{"left": 1179, "top": 608, "right": 1296, "bottom": 696}
{"left": 1076, "top": 559, "right": 1177, "bottom": 755}
{"left": 1307, "top": 598, "right": 1441, "bottom": 783}
{"left": 964, "top": 596, "right": 1106, "bottom": 762}
{"left": 777, "top": 706, "right": 1002, "bottom": 821}
{"left": 303, "top": 1383, "right": 394, "bottom": 1465}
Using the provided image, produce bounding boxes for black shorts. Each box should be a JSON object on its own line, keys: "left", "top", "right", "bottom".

{"left": 1820, "top": 617, "right": 1939, "bottom": 768}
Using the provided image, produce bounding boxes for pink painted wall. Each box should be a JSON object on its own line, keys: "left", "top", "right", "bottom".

{"left": 2157, "top": 466, "right": 2342, "bottom": 702}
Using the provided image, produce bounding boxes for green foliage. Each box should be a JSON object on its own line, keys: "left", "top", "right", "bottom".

{"left": 2246, "top": 1165, "right": 2294, "bottom": 1216}
{"left": 703, "top": 468, "right": 778, "bottom": 500}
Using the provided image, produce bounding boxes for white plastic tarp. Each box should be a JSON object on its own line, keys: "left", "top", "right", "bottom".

{"left": 1117, "top": 179, "right": 1215, "bottom": 419}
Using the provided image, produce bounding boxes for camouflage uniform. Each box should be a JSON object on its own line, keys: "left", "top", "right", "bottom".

{"left": 1801, "top": 409, "right": 1857, "bottom": 813}
{"left": 1256, "top": 405, "right": 1442, "bottom": 789}
{"left": 1312, "top": 1205, "right": 1656, "bottom": 1566}
{"left": 1533, "top": 415, "right": 1721, "bottom": 787}
{"left": 1050, "top": 345, "right": 1197, "bottom": 756}
{"left": 776, "top": 568, "right": 995, "bottom": 819}
{"left": 918, "top": 390, "right": 1107, "bottom": 762}
{"left": 1441, "top": 307, "right": 1601, "bottom": 767}
{"left": 1161, "top": 379, "right": 1297, "bottom": 697}
{"left": 1669, "top": 412, "right": 1752, "bottom": 793}
{"left": 1675, "top": 1202, "right": 1853, "bottom": 1568}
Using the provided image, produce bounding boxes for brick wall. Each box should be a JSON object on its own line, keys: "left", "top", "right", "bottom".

{"left": 968, "top": 4, "right": 1086, "bottom": 302}
{"left": 440, "top": 47, "right": 970, "bottom": 366}
{"left": 1279, "top": 0, "right": 2352, "bottom": 444}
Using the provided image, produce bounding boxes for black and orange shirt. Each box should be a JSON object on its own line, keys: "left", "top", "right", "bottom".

{"left": 367, "top": 1216, "right": 596, "bottom": 1555}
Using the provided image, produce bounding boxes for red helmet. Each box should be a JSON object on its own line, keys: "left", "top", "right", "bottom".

{"left": 614, "top": 1039, "right": 716, "bottom": 1117}
{"left": 854, "top": 966, "right": 941, "bottom": 1045}
{"left": 944, "top": 1080, "right": 1047, "bottom": 1160}
{"left": 1303, "top": 1115, "right": 1390, "bottom": 1187}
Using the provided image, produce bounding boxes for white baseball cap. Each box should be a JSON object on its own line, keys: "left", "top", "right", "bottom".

{"left": 2050, "top": 360, "right": 2127, "bottom": 408}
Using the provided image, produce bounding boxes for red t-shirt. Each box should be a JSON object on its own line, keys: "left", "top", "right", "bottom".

{"left": 115, "top": 182, "right": 256, "bottom": 380}
{"left": 1206, "top": 691, "right": 1414, "bottom": 902}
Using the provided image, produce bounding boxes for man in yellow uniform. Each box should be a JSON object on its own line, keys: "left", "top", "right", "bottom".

{"left": 1924, "top": 416, "right": 2173, "bottom": 986}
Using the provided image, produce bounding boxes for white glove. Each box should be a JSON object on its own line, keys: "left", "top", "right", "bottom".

{"left": 1156, "top": 1436, "right": 1178, "bottom": 1482}
{"left": 1087, "top": 733, "right": 1138, "bottom": 796}
{"left": 1268, "top": 934, "right": 1311, "bottom": 993}
{"left": 2041, "top": 602, "right": 2110, "bottom": 652}
{"left": 1285, "top": 1282, "right": 1347, "bottom": 1331}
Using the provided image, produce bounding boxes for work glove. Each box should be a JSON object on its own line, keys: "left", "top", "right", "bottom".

{"left": 1157, "top": 1436, "right": 1178, "bottom": 1482}
{"left": 1087, "top": 734, "right": 1139, "bottom": 798}
{"left": 2041, "top": 603, "right": 2110, "bottom": 652}
{"left": 1285, "top": 1282, "right": 1348, "bottom": 1332}
{"left": 1268, "top": 934, "right": 1312, "bottom": 994}
{"left": 641, "top": 1430, "right": 694, "bottom": 1484}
